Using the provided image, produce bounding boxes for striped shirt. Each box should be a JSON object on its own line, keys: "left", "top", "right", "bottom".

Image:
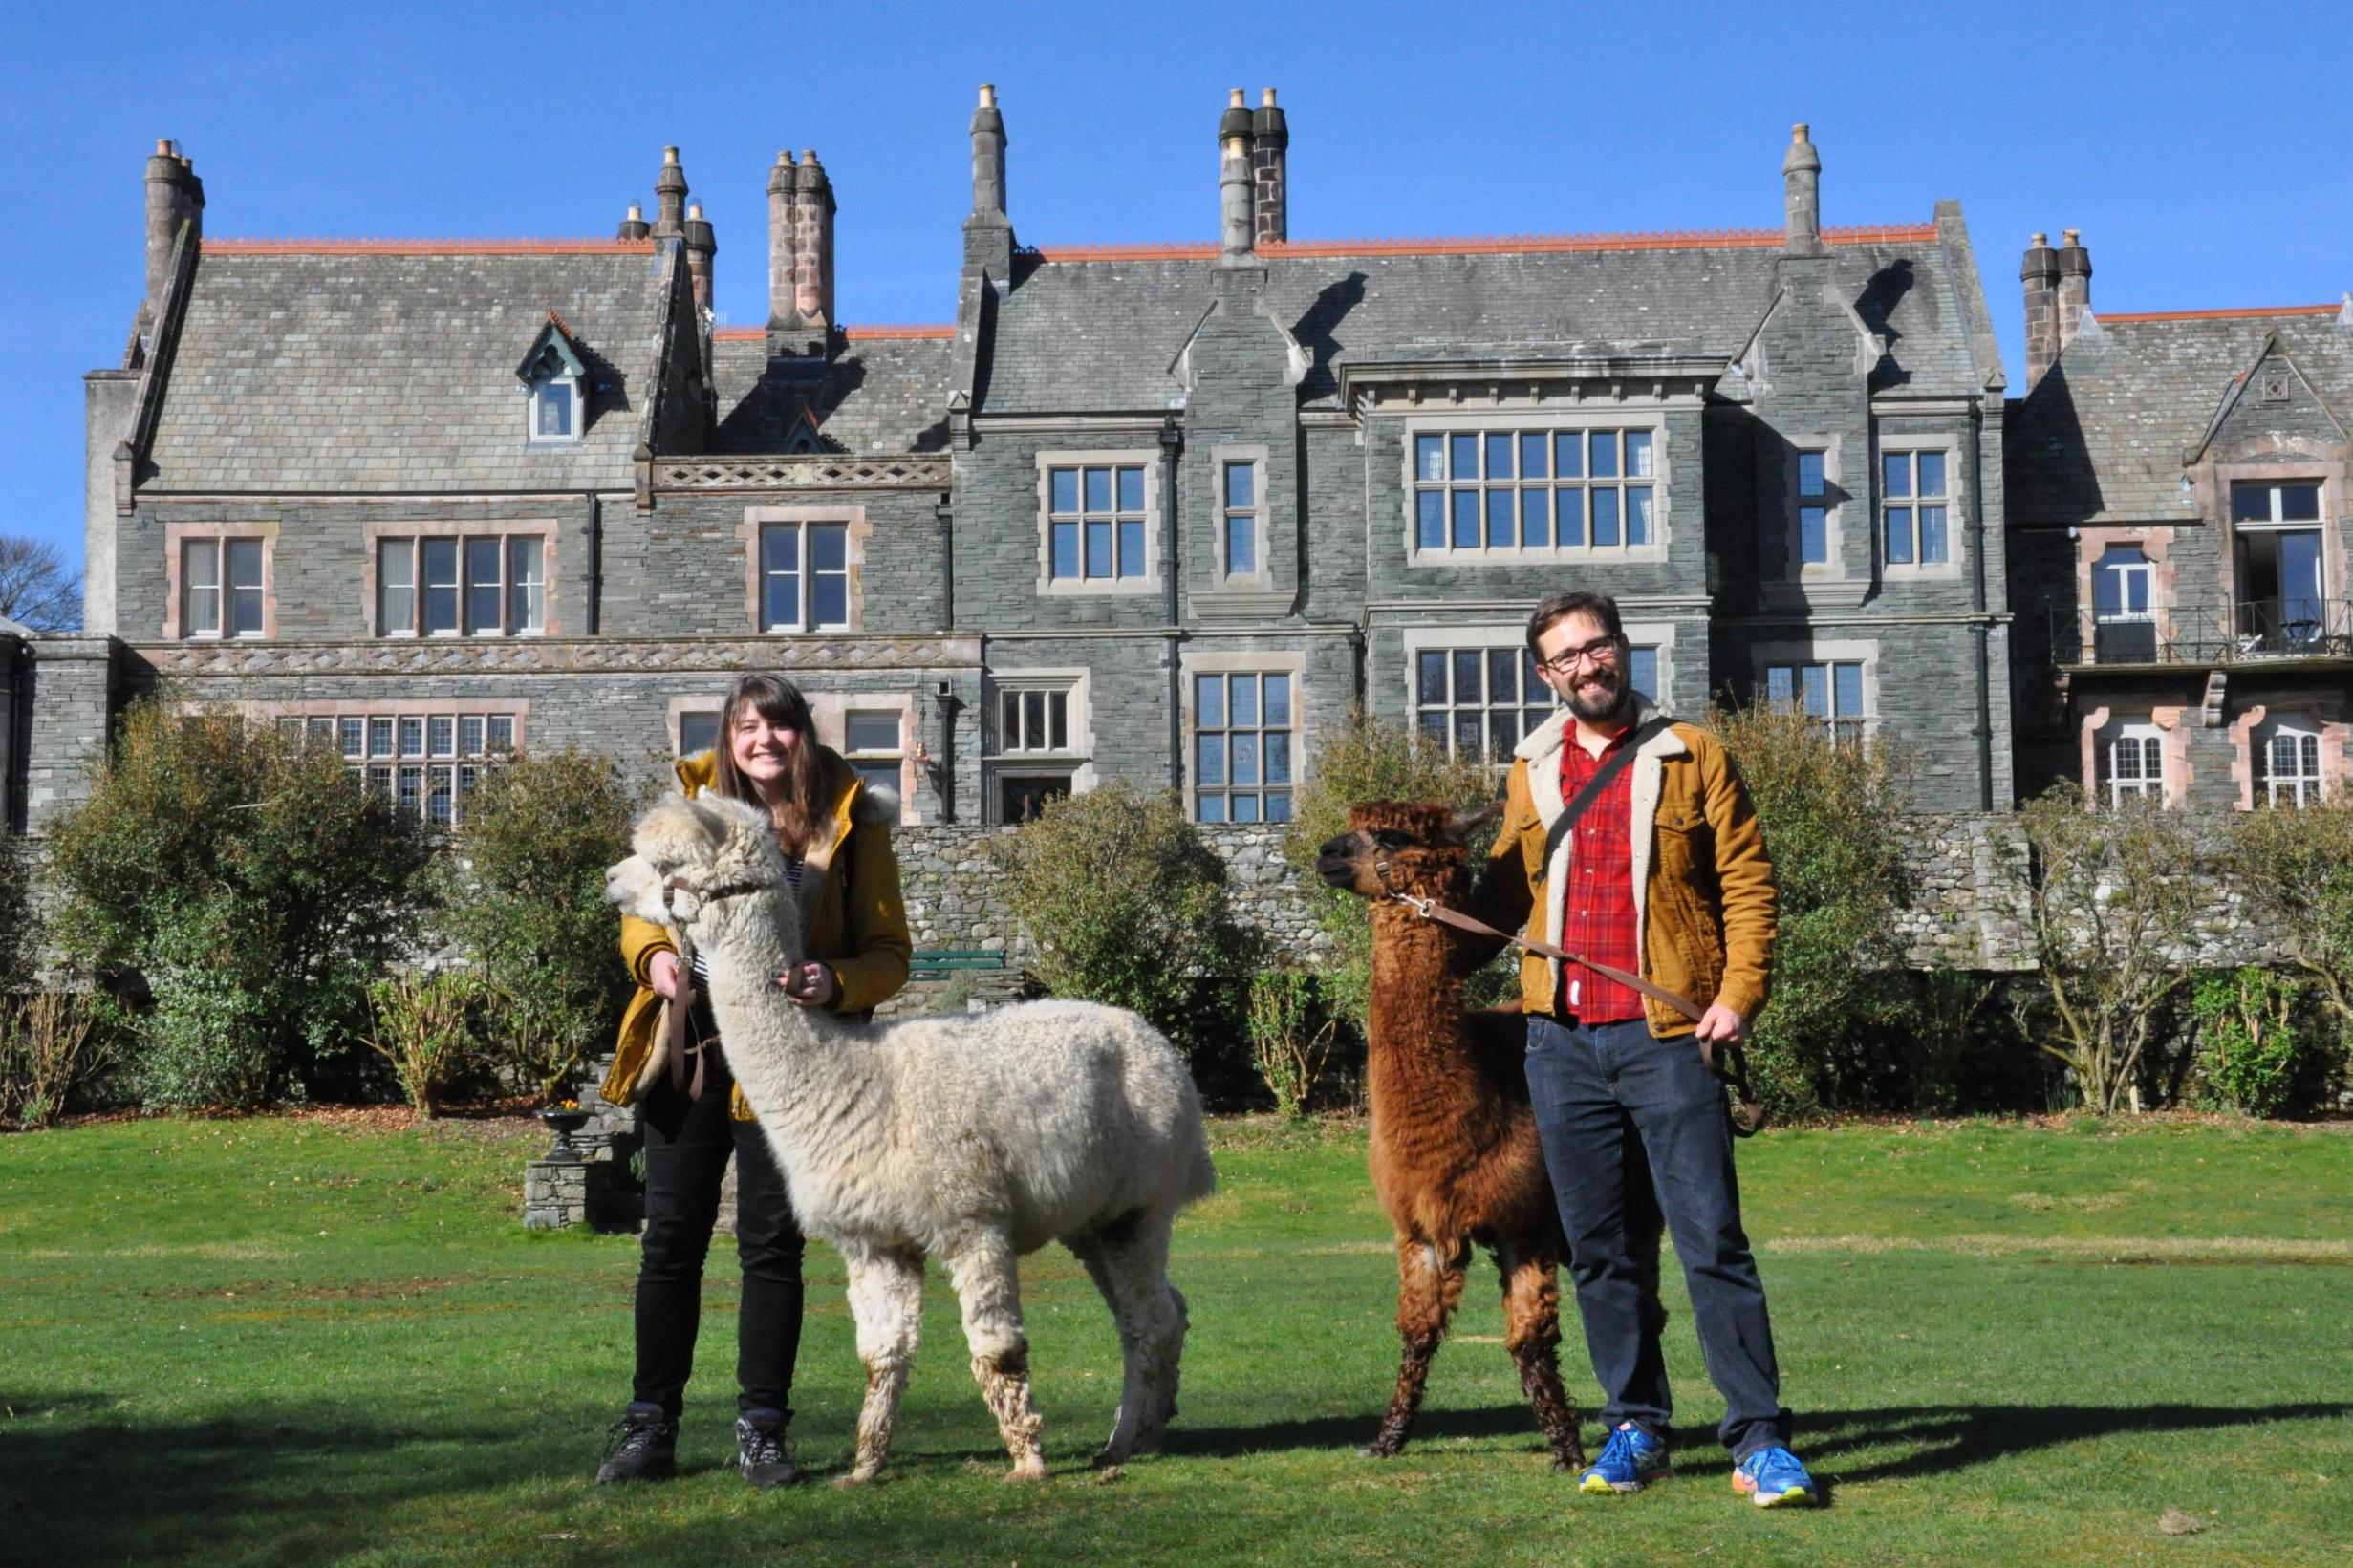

{"left": 687, "top": 855, "right": 804, "bottom": 988}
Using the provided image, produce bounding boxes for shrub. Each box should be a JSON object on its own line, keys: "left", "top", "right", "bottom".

{"left": 2230, "top": 799, "right": 2353, "bottom": 1052}
{"left": 2189, "top": 967, "right": 2308, "bottom": 1117}
{"left": 43, "top": 701, "right": 433, "bottom": 1110}
{"left": 363, "top": 972, "right": 480, "bottom": 1118}
{"left": 429, "top": 748, "right": 647, "bottom": 1100}
{"left": 1281, "top": 709, "right": 1508, "bottom": 1043}
{"left": 0, "top": 835, "right": 37, "bottom": 993}
{"left": 1714, "top": 702, "right": 1913, "bottom": 1119}
{"left": 0, "top": 992, "right": 114, "bottom": 1128}
{"left": 990, "top": 781, "right": 1258, "bottom": 1072}
{"left": 1244, "top": 966, "right": 1338, "bottom": 1119}
{"left": 2017, "top": 788, "right": 2204, "bottom": 1113}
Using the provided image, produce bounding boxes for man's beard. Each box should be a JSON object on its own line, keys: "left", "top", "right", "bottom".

{"left": 1566, "top": 667, "right": 1630, "bottom": 725}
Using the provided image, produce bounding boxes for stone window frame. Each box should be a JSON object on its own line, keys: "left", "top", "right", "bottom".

{"left": 1034, "top": 450, "right": 1163, "bottom": 597}
{"left": 1401, "top": 413, "right": 1672, "bottom": 567}
{"left": 1752, "top": 636, "right": 1878, "bottom": 743}
{"left": 667, "top": 696, "right": 723, "bottom": 759}
{"left": 2218, "top": 466, "right": 2342, "bottom": 639}
{"left": 1180, "top": 650, "right": 1306, "bottom": 825}
{"left": 1211, "top": 443, "right": 1272, "bottom": 586}
{"left": 1781, "top": 434, "right": 1846, "bottom": 582}
{"left": 162, "top": 521, "right": 277, "bottom": 641}
{"left": 361, "top": 520, "right": 560, "bottom": 639}
{"left": 1399, "top": 620, "right": 1676, "bottom": 763}
{"left": 246, "top": 697, "right": 529, "bottom": 827}
{"left": 804, "top": 690, "right": 917, "bottom": 823}
{"left": 2227, "top": 699, "right": 2351, "bottom": 811}
{"left": 740, "top": 505, "right": 871, "bottom": 634}
{"left": 1876, "top": 439, "right": 1965, "bottom": 580}
{"left": 982, "top": 666, "right": 1097, "bottom": 824}
{"left": 2079, "top": 703, "right": 2190, "bottom": 811}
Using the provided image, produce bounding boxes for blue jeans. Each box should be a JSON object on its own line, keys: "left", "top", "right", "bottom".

{"left": 1523, "top": 1014, "right": 1791, "bottom": 1458}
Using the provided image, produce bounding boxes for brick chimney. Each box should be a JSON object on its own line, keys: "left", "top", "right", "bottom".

{"left": 143, "top": 140, "right": 202, "bottom": 323}
{"left": 793, "top": 151, "right": 835, "bottom": 340}
{"left": 1219, "top": 89, "right": 1255, "bottom": 261}
{"left": 681, "top": 201, "right": 716, "bottom": 315}
{"left": 1251, "top": 89, "right": 1287, "bottom": 246}
{"left": 1781, "top": 123, "right": 1822, "bottom": 255}
{"left": 2021, "top": 232, "right": 2060, "bottom": 387}
{"left": 616, "top": 202, "right": 650, "bottom": 241}
{"left": 2056, "top": 228, "right": 2093, "bottom": 351}
{"left": 653, "top": 146, "right": 688, "bottom": 238}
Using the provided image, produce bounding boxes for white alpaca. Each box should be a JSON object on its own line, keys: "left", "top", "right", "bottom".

{"left": 605, "top": 792, "right": 1218, "bottom": 1484}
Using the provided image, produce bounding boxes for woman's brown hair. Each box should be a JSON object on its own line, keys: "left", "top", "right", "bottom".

{"left": 708, "top": 673, "right": 826, "bottom": 855}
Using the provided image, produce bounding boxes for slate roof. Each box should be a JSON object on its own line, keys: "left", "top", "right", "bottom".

{"left": 142, "top": 245, "right": 669, "bottom": 492}
{"left": 2005, "top": 308, "right": 2353, "bottom": 526}
{"left": 712, "top": 333, "right": 957, "bottom": 454}
{"left": 979, "top": 227, "right": 1985, "bottom": 412}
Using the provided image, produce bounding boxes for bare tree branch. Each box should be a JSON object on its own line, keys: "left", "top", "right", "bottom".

{"left": 0, "top": 535, "right": 81, "bottom": 634}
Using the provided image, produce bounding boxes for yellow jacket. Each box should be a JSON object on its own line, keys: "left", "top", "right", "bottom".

{"left": 1463, "top": 699, "right": 1777, "bottom": 1036}
{"left": 601, "top": 746, "right": 913, "bottom": 1119}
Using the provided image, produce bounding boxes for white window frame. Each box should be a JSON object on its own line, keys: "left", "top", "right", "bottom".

{"left": 2104, "top": 719, "right": 2166, "bottom": 808}
{"left": 1402, "top": 414, "right": 1670, "bottom": 564}
{"left": 374, "top": 532, "right": 549, "bottom": 638}
{"left": 1213, "top": 444, "right": 1271, "bottom": 585}
{"left": 262, "top": 701, "right": 524, "bottom": 827}
{"left": 1879, "top": 442, "right": 1960, "bottom": 576}
{"left": 1755, "top": 637, "right": 1876, "bottom": 743}
{"left": 1036, "top": 450, "right": 1162, "bottom": 596}
{"left": 1399, "top": 621, "right": 1674, "bottom": 763}
{"left": 757, "top": 520, "right": 853, "bottom": 634}
{"left": 842, "top": 707, "right": 908, "bottom": 799}
{"left": 181, "top": 535, "right": 268, "bottom": 641}
{"left": 2259, "top": 716, "right": 2326, "bottom": 807}
{"left": 1182, "top": 652, "right": 1306, "bottom": 825}
{"left": 524, "top": 352, "right": 583, "bottom": 445}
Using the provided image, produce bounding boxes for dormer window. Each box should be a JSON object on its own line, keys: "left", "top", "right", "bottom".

{"left": 516, "top": 313, "right": 590, "bottom": 445}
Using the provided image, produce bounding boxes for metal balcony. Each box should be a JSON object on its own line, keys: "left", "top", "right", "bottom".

{"left": 2049, "top": 599, "right": 2353, "bottom": 669}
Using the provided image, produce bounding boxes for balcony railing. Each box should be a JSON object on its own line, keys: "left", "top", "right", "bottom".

{"left": 2050, "top": 599, "right": 2353, "bottom": 668}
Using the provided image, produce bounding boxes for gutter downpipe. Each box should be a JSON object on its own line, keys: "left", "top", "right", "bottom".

{"left": 1969, "top": 400, "right": 1994, "bottom": 809}
{"left": 1160, "top": 414, "right": 1184, "bottom": 795}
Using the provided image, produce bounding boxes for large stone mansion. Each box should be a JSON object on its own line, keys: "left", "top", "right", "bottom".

{"left": 4, "top": 87, "right": 2348, "bottom": 834}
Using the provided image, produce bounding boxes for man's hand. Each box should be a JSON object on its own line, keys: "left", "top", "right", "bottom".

{"left": 648, "top": 950, "right": 681, "bottom": 1001}
{"left": 1695, "top": 1001, "right": 1746, "bottom": 1046}
{"left": 777, "top": 961, "right": 837, "bottom": 1010}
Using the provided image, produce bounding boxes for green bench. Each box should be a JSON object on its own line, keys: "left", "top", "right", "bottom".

{"left": 909, "top": 948, "right": 1009, "bottom": 981}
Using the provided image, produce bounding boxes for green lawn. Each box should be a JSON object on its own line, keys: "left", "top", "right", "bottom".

{"left": 3, "top": 1112, "right": 2348, "bottom": 1567}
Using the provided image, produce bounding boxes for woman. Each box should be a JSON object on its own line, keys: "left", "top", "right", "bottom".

{"left": 594, "top": 674, "right": 911, "bottom": 1487}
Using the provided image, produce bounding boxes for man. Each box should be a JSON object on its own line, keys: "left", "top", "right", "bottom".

{"left": 1461, "top": 590, "right": 1815, "bottom": 1508}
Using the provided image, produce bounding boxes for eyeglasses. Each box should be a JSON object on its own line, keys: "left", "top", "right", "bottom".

{"left": 1533, "top": 636, "right": 1625, "bottom": 677}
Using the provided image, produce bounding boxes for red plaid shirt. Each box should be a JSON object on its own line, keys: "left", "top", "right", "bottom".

{"left": 1555, "top": 721, "right": 1646, "bottom": 1023}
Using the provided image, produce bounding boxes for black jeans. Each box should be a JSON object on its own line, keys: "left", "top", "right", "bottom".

{"left": 1523, "top": 1013, "right": 1792, "bottom": 1458}
{"left": 632, "top": 1041, "right": 806, "bottom": 1423}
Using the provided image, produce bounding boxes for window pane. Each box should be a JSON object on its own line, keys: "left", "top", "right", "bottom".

{"left": 1588, "top": 433, "right": 1618, "bottom": 479}
{"left": 764, "top": 570, "right": 800, "bottom": 630}
{"left": 422, "top": 539, "right": 459, "bottom": 634}
{"left": 339, "top": 718, "right": 365, "bottom": 758}
{"left": 1834, "top": 662, "right": 1864, "bottom": 719}
{"left": 1625, "top": 430, "right": 1653, "bottom": 477}
{"left": 1232, "top": 793, "right": 1261, "bottom": 824}
{"left": 2280, "top": 483, "right": 2321, "bottom": 523}
{"left": 1085, "top": 520, "right": 1112, "bottom": 578}
{"left": 810, "top": 525, "right": 847, "bottom": 572}
{"left": 1225, "top": 462, "right": 1254, "bottom": 509}
{"left": 1196, "top": 734, "right": 1226, "bottom": 786}
{"left": 429, "top": 716, "right": 455, "bottom": 757}
{"left": 465, "top": 537, "right": 502, "bottom": 634}
{"left": 1416, "top": 489, "right": 1445, "bottom": 549}
{"left": 1418, "top": 650, "right": 1448, "bottom": 702}
{"left": 1230, "top": 677, "right": 1259, "bottom": 727}
{"left": 680, "top": 713, "right": 718, "bottom": 756}
{"left": 1265, "top": 791, "right": 1292, "bottom": 824}
{"left": 1917, "top": 451, "right": 1946, "bottom": 497}
{"left": 1522, "top": 485, "right": 1551, "bottom": 547}
{"left": 1557, "top": 487, "right": 1585, "bottom": 546}
{"left": 1418, "top": 711, "right": 1449, "bottom": 744}
{"left": 1453, "top": 650, "right": 1482, "bottom": 703}
{"left": 398, "top": 764, "right": 423, "bottom": 815}
{"left": 1050, "top": 467, "right": 1079, "bottom": 514}
{"left": 1919, "top": 505, "right": 1948, "bottom": 563}
{"left": 1797, "top": 451, "right": 1824, "bottom": 497}
{"left": 1591, "top": 487, "right": 1620, "bottom": 547}
{"left": 1626, "top": 486, "right": 1652, "bottom": 546}
{"left": 459, "top": 716, "right": 485, "bottom": 755}
{"left": 1554, "top": 432, "right": 1584, "bottom": 479}
{"left": 535, "top": 382, "right": 572, "bottom": 438}
{"left": 367, "top": 717, "right": 393, "bottom": 756}
{"left": 1225, "top": 515, "right": 1255, "bottom": 576}
{"left": 507, "top": 537, "right": 545, "bottom": 633}
{"left": 2230, "top": 483, "right": 2269, "bottom": 523}
{"left": 1084, "top": 467, "right": 1112, "bottom": 512}
{"left": 1197, "top": 792, "right": 1227, "bottom": 823}
{"left": 399, "top": 716, "right": 425, "bottom": 757}
{"left": 1883, "top": 453, "right": 1911, "bottom": 499}
{"left": 1485, "top": 486, "right": 1515, "bottom": 548}
{"left": 1520, "top": 432, "right": 1548, "bottom": 480}
{"left": 378, "top": 540, "right": 413, "bottom": 634}
{"left": 846, "top": 712, "right": 899, "bottom": 752}
{"left": 1263, "top": 673, "right": 1291, "bottom": 726}
{"left": 1048, "top": 692, "right": 1069, "bottom": 750}
{"left": 184, "top": 541, "right": 219, "bottom": 635}
{"left": 1487, "top": 709, "right": 1519, "bottom": 760}
{"left": 1450, "top": 433, "right": 1478, "bottom": 479}
{"left": 1415, "top": 434, "right": 1444, "bottom": 483}
{"left": 1488, "top": 649, "right": 1520, "bottom": 702}
{"left": 1454, "top": 711, "right": 1480, "bottom": 755}
{"left": 1800, "top": 505, "right": 1827, "bottom": 564}
{"left": 1195, "top": 675, "right": 1224, "bottom": 728}
{"left": 1231, "top": 733, "right": 1260, "bottom": 786}
{"left": 428, "top": 766, "right": 455, "bottom": 825}
{"left": 1019, "top": 691, "right": 1045, "bottom": 748}
{"left": 763, "top": 524, "right": 798, "bottom": 575}
{"left": 230, "top": 585, "right": 265, "bottom": 636}
{"left": 1117, "top": 466, "right": 1145, "bottom": 512}
{"left": 1887, "top": 506, "right": 1913, "bottom": 564}
{"left": 1050, "top": 521, "right": 1079, "bottom": 579}
{"left": 1629, "top": 646, "right": 1658, "bottom": 701}
{"left": 227, "top": 540, "right": 264, "bottom": 634}
{"left": 810, "top": 570, "right": 848, "bottom": 628}
{"left": 1265, "top": 732, "right": 1292, "bottom": 784}
{"left": 1451, "top": 489, "right": 1479, "bottom": 548}
{"left": 1766, "top": 666, "right": 1795, "bottom": 705}
{"left": 486, "top": 715, "right": 514, "bottom": 751}
{"left": 1118, "top": 519, "right": 1146, "bottom": 577}
{"left": 1800, "top": 664, "right": 1827, "bottom": 719}
{"left": 1484, "top": 433, "right": 1514, "bottom": 480}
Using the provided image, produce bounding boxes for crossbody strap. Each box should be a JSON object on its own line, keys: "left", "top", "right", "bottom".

{"left": 1538, "top": 714, "right": 1673, "bottom": 869}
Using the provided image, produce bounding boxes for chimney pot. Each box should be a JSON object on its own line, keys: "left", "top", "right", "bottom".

{"left": 979, "top": 83, "right": 997, "bottom": 109}
{"left": 1262, "top": 88, "right": 1278, "bottom": 107}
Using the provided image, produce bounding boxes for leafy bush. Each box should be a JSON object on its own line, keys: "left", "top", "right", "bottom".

{"left": 0, "top": 992, "right": 115, "bottom": 1128}
{"left": 43, "top": 701, "right": 433, "bottom": 1110}
{"left": 1280, "top": 709, "right": 1508, "bottom": 1043}
{"left": 0, "top": 835, "right": 37, "bottom": 993}
{"left": 2231, "top": 800, "right": 2353, "bottom": 1056}
{"left": 363, "top": 972, "right": 480, "bottom": 1119}
{"left": 2189, "top": 967, "right": 2308, "bottom": 1117}
{"left": 990, "top": 781, "right": 1257, "bottom": 1073}
{"left": 428, "top": 748, "right": 647, "bottom": 1100}
{"left": 1244, "top": 966, "right": 1338, "bottom": 1119}
{"left": 1714, "top": 702, "right": 1913, "bottom": 1119}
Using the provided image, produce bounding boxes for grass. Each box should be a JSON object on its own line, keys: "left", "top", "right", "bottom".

{"left": 2, "top": 1111, "right": 2349, "bottom": 1566}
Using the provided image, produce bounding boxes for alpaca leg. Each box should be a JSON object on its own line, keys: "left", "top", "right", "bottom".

{"left": 942, "top": 1234, "right": 1047, "bottom": 1482}
{"left": 1497, "top": 1238, "right": 1585, "bottom": 1471}
{"left": 1073, "top": 1211, "right": 1185, "bottom": 1471}
{"left": 840, "top": 1242, "right": 925, "bottom": 1486}
{"left": 1366, "top": 1232, "right": 1468, "bottom": 1458}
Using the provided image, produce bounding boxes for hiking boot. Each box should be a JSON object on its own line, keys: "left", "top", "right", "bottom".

{"left": 595, "top": 1402, "right": 678, "bottom": 1483}
{"left": 1578, "top": 1421, "right": 1673, "bottom": 1495}
{"left": 1732, "top": 1445, "right": 1817, "bottom": 1508}
{"left": 735, "top": 1407, "right": 802, "bottom": 1489}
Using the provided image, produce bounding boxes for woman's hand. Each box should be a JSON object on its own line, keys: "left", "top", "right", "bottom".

{"left": 777, "top": 961, "right": 836, "bottom": 1009}
{"left": 648, "top": 950, "right": 681, "bottom": 1001}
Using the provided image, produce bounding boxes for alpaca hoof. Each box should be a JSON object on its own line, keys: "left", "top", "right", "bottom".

{"left": 1091, "top": 1461, "right": 1124, "bottom": 1485}
{"left": 1005, "top": 1459, "right": 1047, "bottom": 1484}
{"left": 834, "top": 1468, "right": 880, "bottom": 1490}
{"left": 1550, "top": 1450, "right": 1587, "bottom": 1474}
{"left": 1361, "top": 1442, "right": 1402, "bottom": 1460}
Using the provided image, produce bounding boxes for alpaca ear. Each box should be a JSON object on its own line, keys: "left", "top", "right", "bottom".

{"left": 1443, "top": 797, "right": 1504, "bottom": 843}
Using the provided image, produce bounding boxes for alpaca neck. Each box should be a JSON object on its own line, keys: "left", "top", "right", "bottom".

{"left": 695, "top": 888, "right": 871, "bottom": 1142}
{"left": 1365, "top": 900, "right": 1490, "bottom": 1121}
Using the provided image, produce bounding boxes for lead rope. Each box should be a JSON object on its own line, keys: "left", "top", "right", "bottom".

{"left": 1388, "top": 889, "right": 1766, "bottom": 1137}
{"left": 667, "top": 926, "right": 707, "bottom": 1104}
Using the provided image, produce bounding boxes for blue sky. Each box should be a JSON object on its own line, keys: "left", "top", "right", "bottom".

{"left": 8, "top": 0, "right": 2348, "bottom": 584}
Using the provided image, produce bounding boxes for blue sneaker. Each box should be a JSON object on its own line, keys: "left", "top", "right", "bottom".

{"left": 1578, "top": 1422, "right": 1672, "bottom": 1494}
{"left": 1732, "top": 1445, "right": 1815, "bottom": 1508}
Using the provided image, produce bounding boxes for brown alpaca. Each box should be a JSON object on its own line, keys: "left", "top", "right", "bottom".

{"left": 1316, "top": 800, "right": 1661, "bottom": 1472}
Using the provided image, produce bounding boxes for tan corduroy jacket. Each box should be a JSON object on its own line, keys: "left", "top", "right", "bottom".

{"left": 1463, "top": 698, "right": 1777, "bottom": 1037}
{"left": 601, "top": 746, "right": 912, "bottom": 1120}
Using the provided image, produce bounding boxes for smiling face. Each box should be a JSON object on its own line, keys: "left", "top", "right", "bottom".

{"left": 1534, "top": 609, "right": 1631, "bottom": 727}
{"left": 728, "top": 708, "right": 803, "bottom": 794}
